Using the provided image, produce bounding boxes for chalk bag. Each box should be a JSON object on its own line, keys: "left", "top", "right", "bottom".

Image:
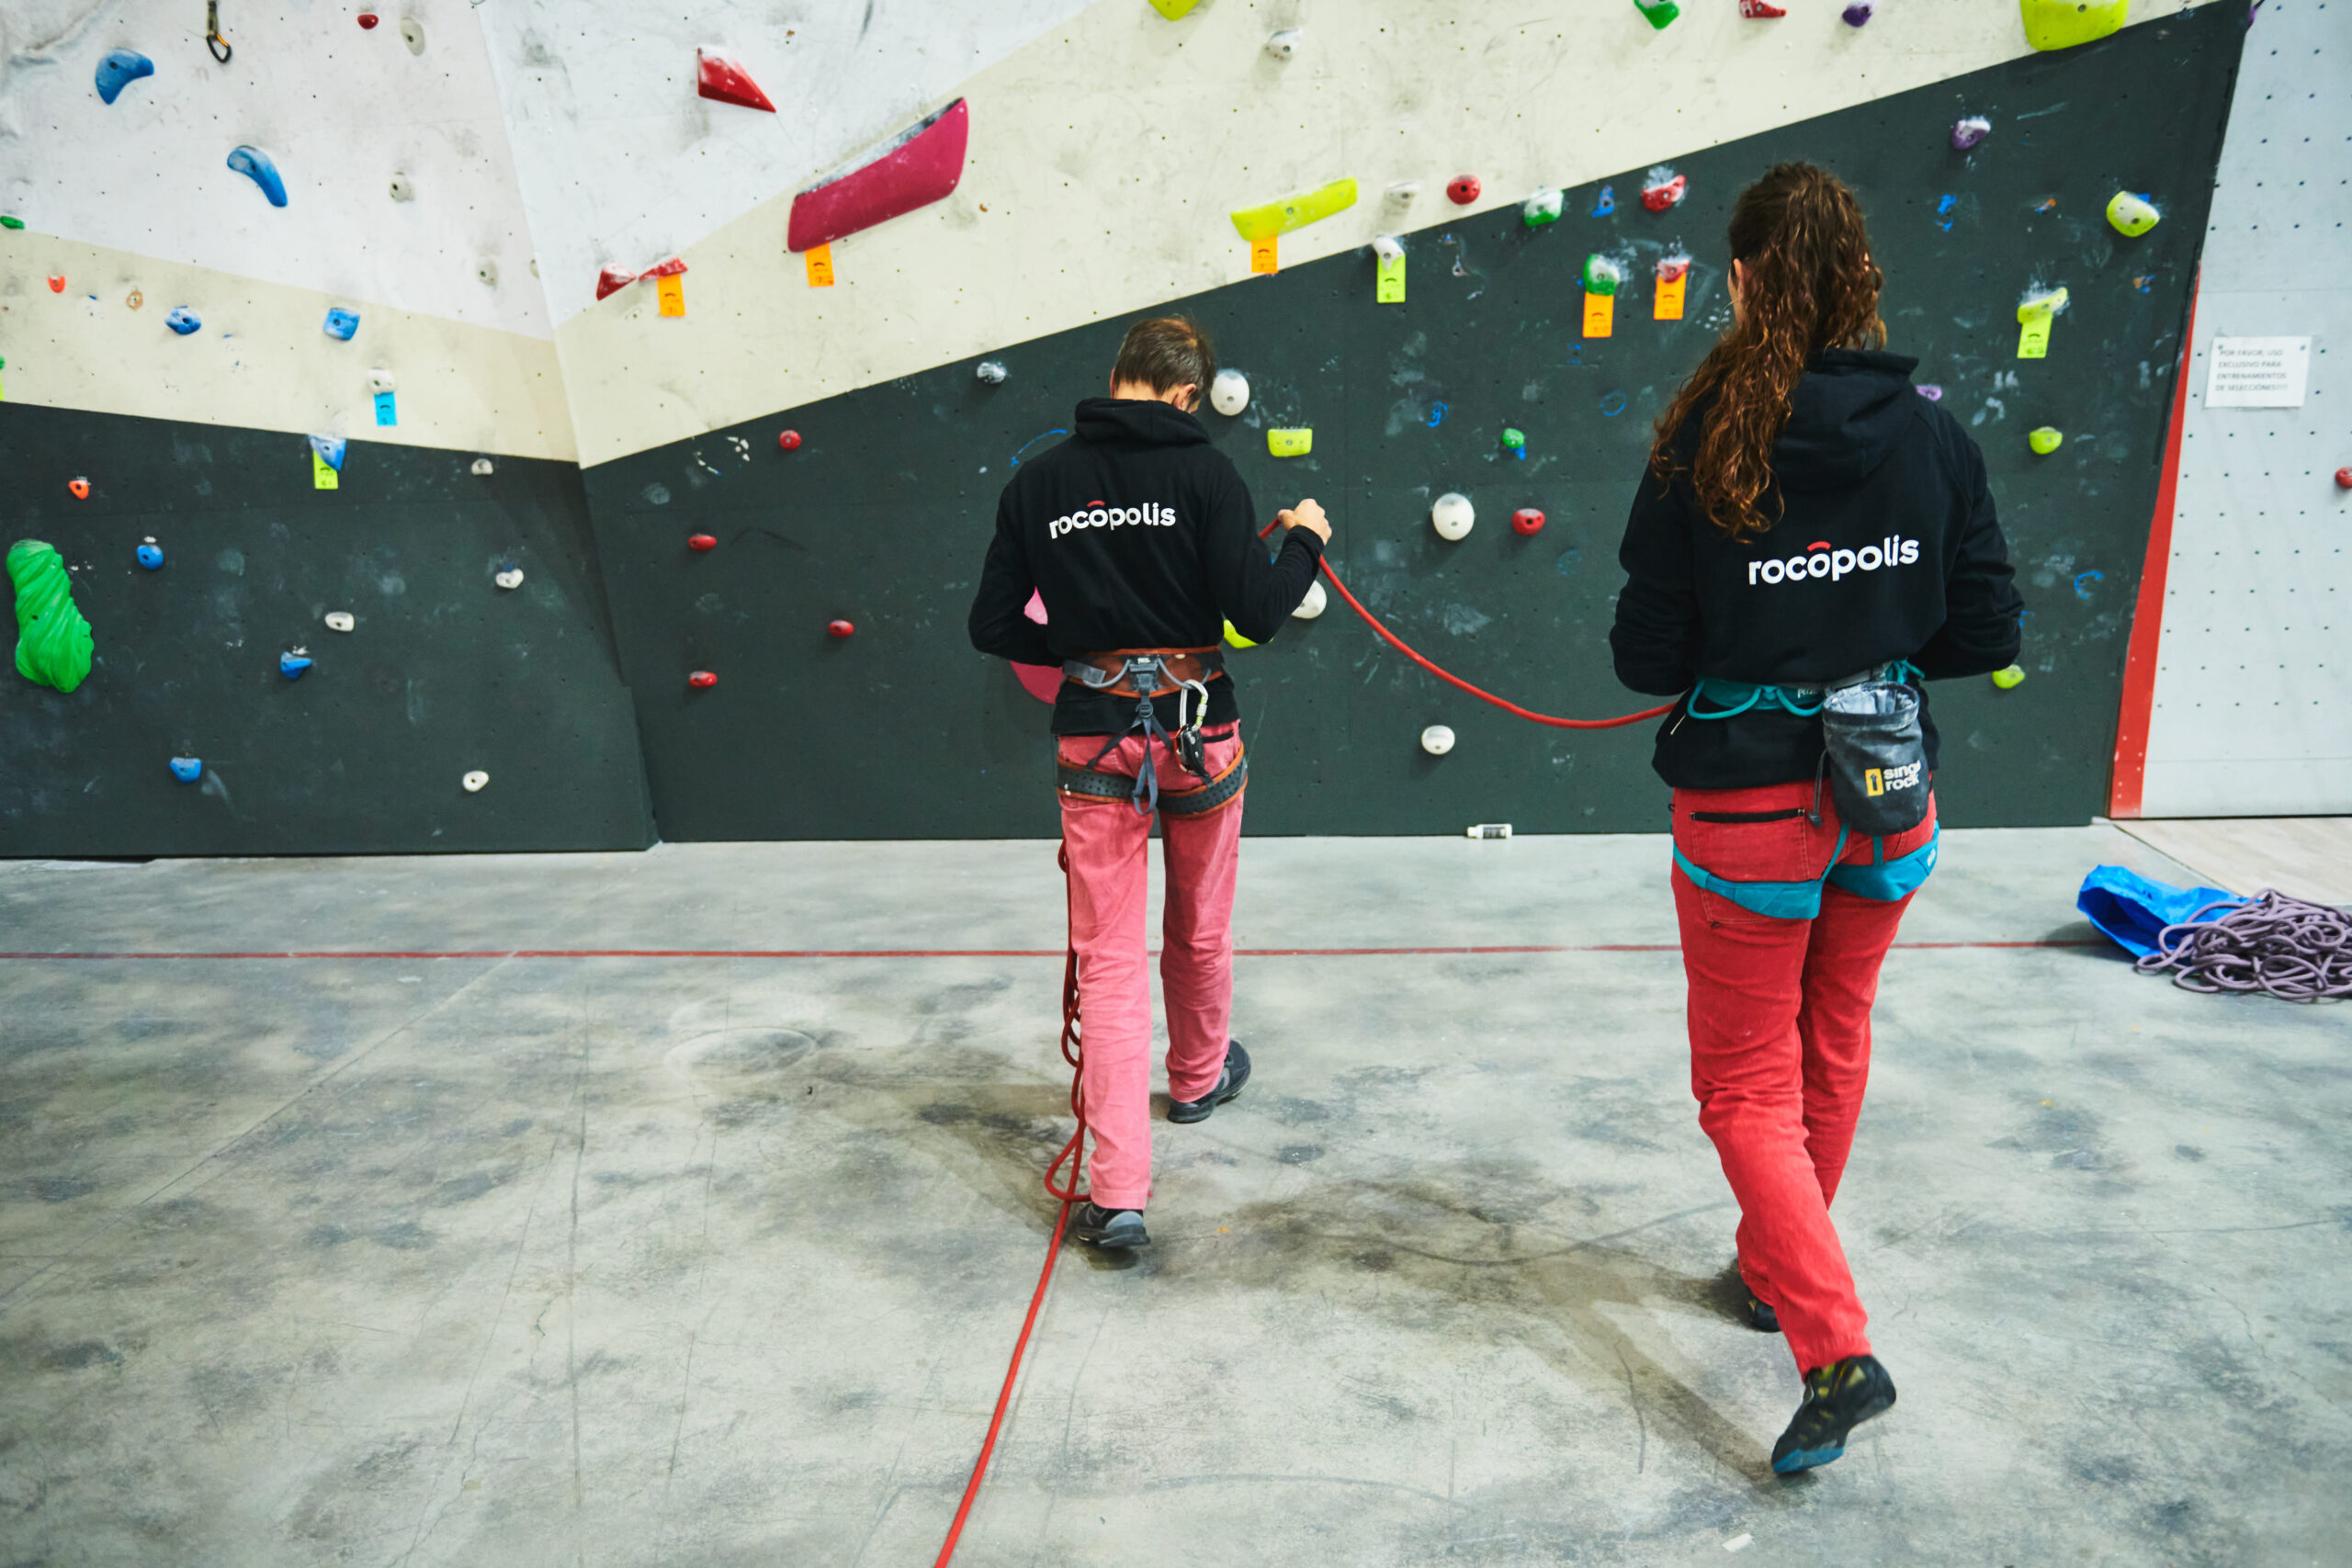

{"left": 1820, "top": 682, "right": 1930, "bottom": 836}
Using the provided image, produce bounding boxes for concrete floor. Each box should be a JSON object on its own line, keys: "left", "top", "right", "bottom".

{"left": 0, "top": 824, "right": 2346, "bottom": 1567}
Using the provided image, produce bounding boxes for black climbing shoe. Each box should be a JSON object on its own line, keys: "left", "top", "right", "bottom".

{"left": 1771, "top": 1355, "right": 1896, "bottom": 1474}
{"left": 1068, "top": 1202, "right": 1148, "bottom": 1249}
{"left": 1746, "top": 1292, "right": 1781, "bottom": 1334}
{"left": 1168, "top": 1042, "right": 1250, "bottom": 1124}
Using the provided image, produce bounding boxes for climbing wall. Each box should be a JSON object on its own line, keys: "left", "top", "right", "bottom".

{"left": 2125, "top": 0, "right": 2352, "bottom": 819}
{"left": 580, "top": 3, "right": 2245, "bottom": 840}
{"left": 0, "top": 1, "right": 650, "bottom": 855}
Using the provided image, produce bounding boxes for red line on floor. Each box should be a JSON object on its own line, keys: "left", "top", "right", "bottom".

{"left": 0, "top": 940, "right": 2107, "bottom": 961}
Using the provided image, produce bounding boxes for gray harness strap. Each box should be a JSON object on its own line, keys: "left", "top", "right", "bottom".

{"left": 1057, "top": 750, "right": 1248, "bottom": 818}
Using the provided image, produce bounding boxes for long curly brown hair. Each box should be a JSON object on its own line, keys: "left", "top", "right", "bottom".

{"left": 1650, "top": 164, "right": 1886, "bottom": 541}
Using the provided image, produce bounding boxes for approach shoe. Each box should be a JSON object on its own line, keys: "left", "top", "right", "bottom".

{"left": 1068, "top": 1202, "right": 1148, "bottom": 1249}
{"left": 1771, "top": 1355, "right": 1896, "bottom": 1474}
{"left": 1168, "top": 1041, "right": 1251, "bottom": 1124}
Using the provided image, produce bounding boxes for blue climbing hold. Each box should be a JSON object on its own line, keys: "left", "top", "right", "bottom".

{"left": 1427, "top": 401, "right": 1448, "bottom": 428}
{"left": 1592, "top": 185, "right": 1615, "bottom": 217}
{"left": 95, "top": 50, "right": 153, "bottom": 106}
{"left": 1936, "top": 194, "right": 1957, "bottom": 232}
{"left": 165, "top": 307, "right": 200, "bottom": 334}
{"left": 168, "top": 757, "right": 202, "bottom": 783}
{"left": 2074, "top": 570, "right": 2104, "bottom": 600}
{"left": 136, "top": 543, "right": 164, "bottom": 570}
{"left": 323, "top": 307, "right": 358, "bottom": 341}
{"left": 226, "top": 145, "right": 288, "bottom": 208}
{"left": 308, "top": 434, "right": 346, "bottom": 471}
{"left": 279, "top": 651, "right": 313, "bottom": 679}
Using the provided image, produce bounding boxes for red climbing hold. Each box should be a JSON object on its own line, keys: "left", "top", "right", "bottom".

{"left": 1512, "top": 508, "right": 1545, "bottom": 536}
{"left": 1738, "top": 0, "right": 1786, "bottom": 15}
{"left": 688, "top": 671, "right": 718, "bottom": 689}
{"left": 1446, "top": 175, "right": 1481, "bottom": 206}
{"left": 594, "top": 264, "right": 636, "bottom": 300}
{"left": 47, "top": 275, "right": 64, "bottom": 293}
{"left": 68, "top": 477, "right": 91, "bottom": 500}
{"left": 695, "top": 47, "right": 776, "bottom": 113}
{"left": 1641, "top": 171, "right": 1688, "bottom": 213}
{"left": 828, "top": 619, "right": 854, "bottom": 638}
{"left": 2337, "top": 468, "right": 2352, "bottom": 490}
{"left": 357, "top": 12, "right": 379, "bottom": 27}
{"left": 777, "top": 429, "right": 802, "bottom": 451}
{"left": 640, "top": 256, "right": 686, "bottom": 279}
{"left": 688, "top": 533, "right": 718, "bottom": 552}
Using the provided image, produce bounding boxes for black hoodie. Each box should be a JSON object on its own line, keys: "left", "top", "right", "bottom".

{"left": 1611, "top": 349, "right": 2023, "bottom": 790}
{"left": 968, "top": 397, "right": 1324, "bottom": 735}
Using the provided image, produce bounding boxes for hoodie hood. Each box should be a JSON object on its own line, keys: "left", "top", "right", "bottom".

{"left": 1772, "top": 349, "right": 1921, "bottom": 492}
{"left": 1074, "top": 396, "right": 1211, "bottom": 447}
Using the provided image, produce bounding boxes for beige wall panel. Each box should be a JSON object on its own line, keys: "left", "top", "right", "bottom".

{"left": 0, "top": 232, "right": 576, "bottom": 461}
{"left": 556, "top": 0, "right": 2213, "bottom": 467}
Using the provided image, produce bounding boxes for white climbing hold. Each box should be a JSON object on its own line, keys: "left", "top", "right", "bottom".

{"left": 494, "top": 567, "right": 524, "bottom": 590}
{"left": 475, "top": 258, "right": 498, "bottom": 287}
{"left": 1431, "top": 491, "right": 1476, "bottom": 541}
{"left": 368, "top": 367, "right": 396, "bottom": 394}
{"left": 1385, "top": 180, "right": 1422, "bottom": 206}
{"left": 976, "top": 360, "right": 1007, "bottom": 383}
{"left": 389, "top": 173, "right": 415, "bottom": 202}
{"left": 1293, "top": 579, "right": 1327, "bottom": 618}
{"left": 1373, "top": 234, "right": 1404, "bottom": 263}
{"left": 399, "top": 17, "right": 424, "bottom": 53}
{"left": 462, "top": 770, "right": 488, "bottom": 793}
{"left": 470, "top": 457, "right": 493, "bottom": 476}
{"left": 1420, "top": 725, "right": 1455, "bottom": 756}
{"left": 1265, "top": 28, "right": 1301, "bottom": 60}
{"left": 1209, "top": 368, "right": 1250, "bottom": 417}
{"left": 324, "top": 611, "right": 355, "bottom": 632}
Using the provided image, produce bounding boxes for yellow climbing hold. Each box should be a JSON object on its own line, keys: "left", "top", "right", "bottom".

{"left": 1992, "top": 665, "right": 2026, "bottom": 690}
{"left": 8, "top": 538, "right": 95, "bottom": 694}
{"left": 1230, "top": 178, "right": 1359, "bottom": 243}
{"left": 1147, "top": 0, "right": 1200, "bottom": 17}
{"left": 2019, "top": 0, "right": 2126, "bottom": 51}
{"left": 1267, "top": 428, "right": 1313, "bottom": 457}
{"left": 2030, "top": 426, "right": 2064, "bottom": 455}
{"left": 2106, "top": 191, "right": 2161, "bottom": 237}
{"left": 1224, "top": 619, "right": 1258, "bottom": 649}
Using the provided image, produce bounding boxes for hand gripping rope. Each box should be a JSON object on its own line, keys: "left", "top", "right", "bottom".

{"left": 935, "top": 522, "right": 1670, "bottom": 1564}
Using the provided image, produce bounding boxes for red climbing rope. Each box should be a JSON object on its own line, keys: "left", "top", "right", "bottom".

{"left": 1256, "top": 517, "right": 1675, "bottom": 730}
{"left": 935, "top": 848, "right": 1089, "bottom": 1567}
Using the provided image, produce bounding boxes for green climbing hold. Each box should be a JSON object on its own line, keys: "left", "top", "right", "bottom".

{"left": 1501, "top": 427, "right": 1527, "bottom": 452}
{"left": 1634, "top": 0, "right": 1680, "bottom": 28}
{"left": 8, "top": 538, "right": 95, "bottom": 693}
{"left": 0, "top": 216, "right": 23, "bottom": 231}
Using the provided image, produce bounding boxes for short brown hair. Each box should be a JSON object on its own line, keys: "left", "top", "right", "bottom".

{"left": 1111, "top": 316, "right": 1216, "bottom": 404}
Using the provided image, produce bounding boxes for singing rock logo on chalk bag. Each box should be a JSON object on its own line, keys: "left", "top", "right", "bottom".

{"left": 1748, "top": 536, "right": 1920, "bottom": 586}
{"left": 1049, "top": 501, "right": 1180, "bottom": 539}
{"left": 1864, "top": 761, "right": 1924, "bottom": 797}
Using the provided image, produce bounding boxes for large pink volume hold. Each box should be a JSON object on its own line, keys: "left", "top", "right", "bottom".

{"left": 786, "top": 98, "right": 968, "bottom": 254}
{"left": 696, "top": 48, "right": 775, "bottom": 112}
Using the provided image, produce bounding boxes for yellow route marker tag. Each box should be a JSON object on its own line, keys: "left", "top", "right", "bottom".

{"left": 805, "top": 243, "right": 835, "bottom": 288}
{"left": 312, "top": 451, "right": 339, "bottom": 490}
{"left": 1250, "top": 235, "right": 1278, "bottom": 275}
{"left": 1376, "top": 252, "right": 1406, "bottom": 304}
{"left": 656, "top": 274, "right": 684, "bottom": 316}
{"left": 2016, "top": 287, "right": 2067, "bottom": 358}
{"left": 1584, "top": 290, "right": 1615, "bottom": 338}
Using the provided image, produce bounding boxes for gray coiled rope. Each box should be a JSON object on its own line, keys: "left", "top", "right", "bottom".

{"left": 2135, "top": 890, "right": 2352, "bottom": 1002}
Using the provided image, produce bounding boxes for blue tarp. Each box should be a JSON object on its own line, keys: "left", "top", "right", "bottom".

{"left": 2078, "top": 864, "right": 2243, "bottom": 958}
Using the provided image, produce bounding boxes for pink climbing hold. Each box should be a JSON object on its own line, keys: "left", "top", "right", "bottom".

{"left": 695, "top": 47, "right": 775, "bottom": 113}
{"left": 787, "top": 98, "right": 968, "bottom": 254}
{"left": 1023, "top": 590, "right": 1047, "bottom": 626}
{"left": 595, "top": 263, "right": 636, "bottom": 300}
{"left": 777, "top": 429, "right": 802, "bottom": 451}
{"left": 1641, "top": 168, "right": 1687, "bottom": 213}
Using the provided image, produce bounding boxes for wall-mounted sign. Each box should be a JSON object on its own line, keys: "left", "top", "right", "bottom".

{"left": 2205, "top": 335, "right": 2312, "bottom": 408}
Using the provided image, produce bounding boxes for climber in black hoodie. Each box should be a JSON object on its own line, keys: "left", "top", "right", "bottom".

{"left": 1611, "top": 164, "right": 2022, "bottom": 1476}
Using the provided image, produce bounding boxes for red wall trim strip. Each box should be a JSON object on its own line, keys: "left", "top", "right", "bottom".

{"left": 2109, "top": 275, "right": 2200, "bottom": 819}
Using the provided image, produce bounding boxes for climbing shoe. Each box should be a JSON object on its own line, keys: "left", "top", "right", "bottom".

{"left": 1069, "top": 1202, "right": 1148, "bottom": 1249}
{"left": 1771, "top": 1355, "right": 1896, "bottom": 1474}
{"left": 1746, "top": 1292, "right": 1781, "bottom": 1334}
{"left": 1168, "top": 1041, "right": 1250, "bottom": 1124}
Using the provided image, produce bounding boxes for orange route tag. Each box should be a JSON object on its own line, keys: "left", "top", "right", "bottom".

{"left": 656, "top": 274, "right": 685, "bottom": 316}
{"left": 1655, "top": 272, "right": 1686, "bottom": 321}
{"left": 1250, "top": 235, "right": 1278, "bottom": 275}
{"left": 805, "top": 244, "right": 836, "bottom": 288}
{"left": 1583, "top": 289, "right": 1615, "bottom": 338}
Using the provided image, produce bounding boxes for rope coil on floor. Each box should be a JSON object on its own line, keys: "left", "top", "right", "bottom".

{"left": 2136, "top": 889, "right": 2352, "bottom": 1001}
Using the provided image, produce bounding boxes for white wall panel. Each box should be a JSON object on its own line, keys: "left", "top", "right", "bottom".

{"left": 2139, "top": 0, "right": 2351, "bottom": 817}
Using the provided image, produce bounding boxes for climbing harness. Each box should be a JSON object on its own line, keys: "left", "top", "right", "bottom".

{"left": 1059, "top": 648, "right": 1243, "bottom": 816}
{"left": 1684, "top": 660, "right": 1930, "bottom": 835}
{"left": 1674, "top": 823, "right": 1940, "bottom": 922}
{"left": 1682, "top": 660, "right": 1919, "bottom": 723}
{"left": 205, "top": 0, "right": 232, "bottom": 62}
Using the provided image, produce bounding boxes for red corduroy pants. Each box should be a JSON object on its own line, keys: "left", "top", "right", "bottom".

{"left": 1669, "top": 781, "right": 1937, "bottom": 1374}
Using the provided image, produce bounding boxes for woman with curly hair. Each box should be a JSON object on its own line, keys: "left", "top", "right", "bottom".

{"left": 1611, "top": 164, "right": 2022, "bottom": 1473}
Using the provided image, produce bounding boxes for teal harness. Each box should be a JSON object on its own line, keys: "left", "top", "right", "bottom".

{"left": 1674, "top": 660, "right": 1937, "bottom": 919}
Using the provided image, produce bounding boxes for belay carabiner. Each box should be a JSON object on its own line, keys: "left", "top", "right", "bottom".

{"left": 206, "top": 0, "right": 232, "bottom": 62}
